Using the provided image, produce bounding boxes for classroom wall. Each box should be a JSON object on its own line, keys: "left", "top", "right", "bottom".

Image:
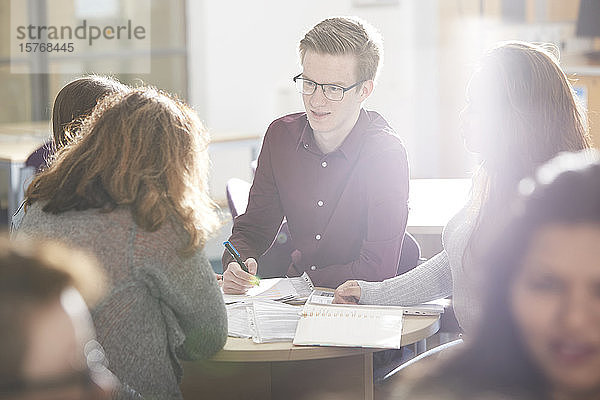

{"left": 187, "top": 0, "right": 473, "bottom": 181}
{"left": 187, "top": 0, "right": 600, "bottom": 197}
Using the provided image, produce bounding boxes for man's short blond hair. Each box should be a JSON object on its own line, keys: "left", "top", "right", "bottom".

{"left": 299, "top": 17, "right": 383, "bottom": 82}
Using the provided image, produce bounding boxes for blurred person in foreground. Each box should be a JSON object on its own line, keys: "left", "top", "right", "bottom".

{"left": 383, "top": 150, "right": 600, "bottom": 400}
{"left": 0, "top": 237, "right": 140, "bottom": 399}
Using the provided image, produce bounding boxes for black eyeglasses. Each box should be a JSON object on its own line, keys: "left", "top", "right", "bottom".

{"left": 293, "top": 73, "right": 365, "bottom": 101}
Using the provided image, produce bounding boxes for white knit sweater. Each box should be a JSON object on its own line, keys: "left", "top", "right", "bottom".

{"left": 357, "top": 197, "right": 484, "bottom": 333}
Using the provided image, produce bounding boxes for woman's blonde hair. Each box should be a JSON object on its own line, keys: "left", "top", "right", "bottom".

{"left": 476, "top": 41, "right": 590, "bottom": 173}
{"left": 299, "top": 17, "right": 383, "bottom": 82}
{"left": 25, "top": 87, "right": 219, "bottom": 255}
{"left": 466, "top": 41, "right": 592, "bottom": 266}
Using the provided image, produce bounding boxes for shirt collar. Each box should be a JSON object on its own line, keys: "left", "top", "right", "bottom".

{"left": 337, "top": 108, "right": 369, "bottom": 161}
{"left": 296, "top": 118, "right": 314, "bottom": 152}
{"left": 296, "top": 108, "right": 369, "bottom": 161}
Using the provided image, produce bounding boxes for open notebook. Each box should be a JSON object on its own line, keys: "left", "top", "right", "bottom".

{"left": 222, "top": 272, "right": 314, "bottom": 304}
{"left": 293, "top": 303, "right": 406, "bottom": 349}
{"left": 293, "top": 293, "right": 446, "bottom": 349}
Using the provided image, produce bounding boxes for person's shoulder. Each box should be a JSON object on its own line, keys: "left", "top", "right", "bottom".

{"left": 359, "top": 111, "right": 407, "bottom": 168}
{"left": 362, "top": 110, "right": 406, "bottom": 154}
{"left": 131, "top": 216, "right": 199, "bottom": 259}
{"left": 16, "top": 203, "right": 113, "bottom": 244}
{"left": 19, "top": 201, "right": 62, "bottom": 228}
{"left": 274, "top": 111, "right": 307, "bottom": 126}
{"left": 25, "top": 140, "right": 53, "bottom": 171}
{"left": 21, "top": 201, "right": 43, "bottom": 218}
{"left": 266, "top": 112, "right": 307, "bottom": 137}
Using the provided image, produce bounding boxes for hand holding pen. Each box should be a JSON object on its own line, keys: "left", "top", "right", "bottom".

{"left": 222, "top": 241, "right": 260, "bottom": 294}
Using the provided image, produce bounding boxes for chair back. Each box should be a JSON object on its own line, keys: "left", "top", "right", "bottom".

{"left": 397, "top": 232, "right": 422, "bottom": 275}
{"left": 226, "top": 178, "right": 252, "bottom": 218}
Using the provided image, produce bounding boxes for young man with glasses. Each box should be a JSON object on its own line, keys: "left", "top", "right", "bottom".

{"left": 222, "top": 17, "right": 409, "bottom": 292}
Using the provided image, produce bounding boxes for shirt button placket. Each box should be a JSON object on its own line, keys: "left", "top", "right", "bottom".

{"left": 316, "top": 159, "right": 326, "bottom": 252}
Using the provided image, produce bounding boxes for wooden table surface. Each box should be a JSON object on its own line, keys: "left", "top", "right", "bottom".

{"left": 181, "top": 314, "right": 440, "bottom": 400}
{"left": 212, "top": 313, "right": 440, "bottom": 362}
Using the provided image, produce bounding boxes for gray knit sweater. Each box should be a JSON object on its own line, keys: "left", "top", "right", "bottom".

{"left": 16, "top": 203, "right": 227, "bottom": 400}
{"left": 357, "top": 197, "right": 483, "bottom": 333}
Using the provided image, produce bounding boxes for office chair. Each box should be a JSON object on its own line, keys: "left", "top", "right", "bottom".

{"left": 397, "top": 232, "right": 422, "bottom": 275}
{"left": 225, "top": 178, "right": 251, "bottom": 219}
{"left": 381, "top": 339, "right": 464, "bottom": 382}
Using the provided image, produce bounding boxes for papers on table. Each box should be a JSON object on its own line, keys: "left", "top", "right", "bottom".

{"left": 307, "top": 290, "right": 447, "bottom": 316}
{"left": 222, "top": 272, "right": 314, "bottom": 304}
{"left": 223, "top": 274, "right": 312, "bottom": 342}
{"left": 293, "top": 302, "right": 406, "bottom": 349}
{"left": 226, "top": 300, "right": 301, "bottom": 343}
{"left": 226, "top": 302, "right": 252, "bottom": 338}
{"left": 225, "top": 288, "right": 446, "bottom": 347}
{"left": 249, "top": 301, "right": 301, "bottom": 343}
{"left": 307, "top": 289, "right": 336, "bottom": 305}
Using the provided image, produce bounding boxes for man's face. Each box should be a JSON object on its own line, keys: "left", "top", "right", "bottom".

{"left": 301, "top": 51, "right": 366, "bottom": 137}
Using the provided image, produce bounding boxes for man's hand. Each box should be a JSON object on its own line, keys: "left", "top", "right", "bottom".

{"left": 222, "top": 258, "right": 259, "bottom": 294}
{"left": 333, "top": 280, "right": 361, "bottom": 304}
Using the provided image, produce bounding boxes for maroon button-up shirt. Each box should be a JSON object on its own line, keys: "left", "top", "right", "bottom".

{"left": 222, "top": 109, "right": 409, "bottom": 288}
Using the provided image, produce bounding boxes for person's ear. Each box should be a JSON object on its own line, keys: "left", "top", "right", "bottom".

{"left": 358, "top": 80, "right": 374, "bottom": 102}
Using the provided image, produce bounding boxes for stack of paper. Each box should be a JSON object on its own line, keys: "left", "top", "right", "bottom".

{"left": 225, "top": 300, "right": 302, "bottom": 343}
{"left": 222, "top": 272, "right": 314, "bottom": 304}
{"left": 226, "top": 302, "right": 252, "bottom": 338}
{"left": 248, "top": 300, "right": 301, "bottom": 343}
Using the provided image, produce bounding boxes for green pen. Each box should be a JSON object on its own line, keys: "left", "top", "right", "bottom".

{"left": 223, "top": 241, "right": 260, "bottom": 286}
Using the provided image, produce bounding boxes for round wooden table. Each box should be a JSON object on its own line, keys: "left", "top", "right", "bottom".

{"left": 181, "top": 314, "right": 440, "bottom": 400}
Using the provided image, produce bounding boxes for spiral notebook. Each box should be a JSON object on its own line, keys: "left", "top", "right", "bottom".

{"left": 293, "top": 303, "right": 406, "bottom": 349}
